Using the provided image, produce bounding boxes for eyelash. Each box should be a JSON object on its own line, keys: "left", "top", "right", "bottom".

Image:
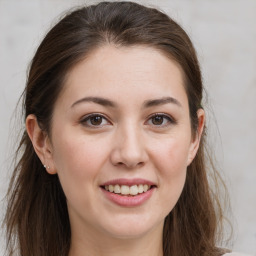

{"left": 79, "top": 113, "right": 176, "bottom": 128}
{"left": 145, "top": 113, "right": 176, "bottom": 128}
{"left": 80, "top": 113, "right": 111, "bottom": 128}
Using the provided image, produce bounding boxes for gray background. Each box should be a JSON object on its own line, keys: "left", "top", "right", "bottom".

{"left": 0, "top": 0, "right": 255, "bottom": 255}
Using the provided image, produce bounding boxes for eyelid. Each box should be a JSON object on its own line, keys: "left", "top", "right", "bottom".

{"left": 145, "top": 113, "right": 177, "bottom": 127}
{"left": 79, "top": 112, "right": 176, "bottom": 128}
{"left": 79, "top": 113, "right": 112, "bottom": 128}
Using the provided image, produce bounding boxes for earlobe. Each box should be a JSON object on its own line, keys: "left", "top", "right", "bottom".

{"left": 187, "top": 109, "right": 205, "bottom": 166}
{"left": 26, "top": 114, "right": 57, "bottom": 174}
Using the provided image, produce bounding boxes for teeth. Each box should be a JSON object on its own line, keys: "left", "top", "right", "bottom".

{"left": 114, "top": 184, "right": 121, "bottom": 194}
{"left": 130, "top": 185, "right": 138, "bottom": 195}
{"left": 143, "top": 184, "right": 149, "bottom": 192}
{"left": 121, "top": 185, "right": 130, "bottom": 195}
{"left": 138, "top": 184, "right": 144, "bottom": 193}
{"left": 109, "top": 185, "right": 114, "bottom": 192}
{"left": 104, "top": 184, "right": 152, "bottom": 196}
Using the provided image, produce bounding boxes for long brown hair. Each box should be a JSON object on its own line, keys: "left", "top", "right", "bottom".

{"left": 4, "top": 2, "right": 229, "bottom": 255}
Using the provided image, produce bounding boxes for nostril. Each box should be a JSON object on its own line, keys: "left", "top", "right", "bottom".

{"left": 116, "top": 162, "right": 124, "bottom": 167}
{"left": 115, "top": 161, "right": 144, "bottom": 168}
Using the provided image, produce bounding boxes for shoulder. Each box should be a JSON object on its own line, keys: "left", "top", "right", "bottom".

{"left": 223, "top": 253, "right": 253, "bottom": 256}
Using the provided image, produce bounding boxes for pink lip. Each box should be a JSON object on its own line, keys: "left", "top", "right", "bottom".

{"left": 100, "top": 178, "right": 156, "bottom": 207}
{"left": 101, "top": 178, "right": 156, "bottom": 187}
{"left": 101, "top": 187, "right": 155, "bottom": 207}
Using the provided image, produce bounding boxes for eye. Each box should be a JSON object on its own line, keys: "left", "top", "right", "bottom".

{"left": 80, "top": 114, "right": 111, "bottom": 128}
{"left": 146, "top": 113, "right": 175, "bottom": 127}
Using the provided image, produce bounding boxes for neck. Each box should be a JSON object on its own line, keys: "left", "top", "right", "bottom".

{"left": 68, "top": 223, "right": 163, "bottom": 256}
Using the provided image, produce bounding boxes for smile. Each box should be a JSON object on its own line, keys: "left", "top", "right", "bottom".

{"left": 101, "top": 178, "right": 156, "bottom": 206}
{"left": 104, "top": 184, "right": 152, "bottom": 196}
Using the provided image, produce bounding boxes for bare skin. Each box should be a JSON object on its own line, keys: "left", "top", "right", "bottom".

{"left": 26, "top": 45, "right": 204, "bottom": 256}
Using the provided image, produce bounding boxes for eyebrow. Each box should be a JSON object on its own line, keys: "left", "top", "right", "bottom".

{"left": 71, "top": 96, "right": 182, "bottom": 109}
{"left": 143, "top": 97, "right": 182, "bottom": 108}
{"left": 71, "top": 97, "right": 116, "bottom": 108}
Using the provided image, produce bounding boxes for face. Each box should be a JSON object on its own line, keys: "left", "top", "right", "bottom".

{"left": 46, "top": 45, "right": 202, "bottom": 240}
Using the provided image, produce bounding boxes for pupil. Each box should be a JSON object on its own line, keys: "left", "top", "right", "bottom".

{"left": 152, "top": 116, "right": 163, "bottom": 125}
{"left": 91, "top": 116, "right": 102, "bottom": 125}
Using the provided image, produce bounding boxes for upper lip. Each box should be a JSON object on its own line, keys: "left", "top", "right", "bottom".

{"left": 101, "top": 178, "right": 156, "bottom": 187}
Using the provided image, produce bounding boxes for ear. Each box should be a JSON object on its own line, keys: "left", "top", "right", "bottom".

{"left": 26, "top": 114, "right": 57, "bottom": 174}
{"left": 187, "top": 108, "right": 205, "bottom": 166}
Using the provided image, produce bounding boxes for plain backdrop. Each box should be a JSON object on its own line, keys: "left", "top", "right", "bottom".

{"left": 0, "top": 0, "right": 255, "bottom": 255}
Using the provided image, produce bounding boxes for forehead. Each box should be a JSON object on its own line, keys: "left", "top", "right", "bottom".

{"left": 58, "top": 45, "right": 188, "bottom": 108}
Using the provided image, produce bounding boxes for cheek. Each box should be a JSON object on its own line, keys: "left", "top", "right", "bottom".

{"left": 51, "top": 133, "right": 111, "bottom": 213}
{"left": 150, "top": 137, "right": 190, "bottom": 199}
{"left": 51, "top": 132, "right": 110, "bottom": 182}
{"left": 152, "top": 137, "right": 191, "bottom": 175}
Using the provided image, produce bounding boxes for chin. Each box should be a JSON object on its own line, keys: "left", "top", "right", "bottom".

{"left": 101, "top": 215, "right": 163, "bottom": 240}
{"left": 106, "top": 227, "right": 151, "bottom": 240}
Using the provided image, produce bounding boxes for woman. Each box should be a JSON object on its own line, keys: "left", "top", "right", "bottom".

{"left": 3, "top": 2, "right": 247, "bottom": 256}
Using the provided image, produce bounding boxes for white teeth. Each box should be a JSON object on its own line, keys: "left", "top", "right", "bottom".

{"left": 109, "top": 185, "right": 114, "bottom": 192}
{"left": 138, "top": 184, "right": 144, "bottom": 193}
{"left": 104, "top": 184, "right": 152, "bottom": 196}
{"left": 114, "top": 184, "right": 121, "bottom": 194}
{"left": 121, "top": 185, "right": 130, "bottom": 195}
{"left": 130, "top": 185, "right": 139, "bottom": 195}
{"left": 143, "top": 184, "right": 149, "bottom": 192}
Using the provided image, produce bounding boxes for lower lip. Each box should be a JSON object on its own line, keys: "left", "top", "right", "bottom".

{"left": 101, "top": 187, "right": 155, "bottom": 207}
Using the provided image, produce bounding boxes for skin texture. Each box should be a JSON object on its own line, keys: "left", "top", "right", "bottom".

{"left": 26, "top": 45, "right": 204, "bottom": 256}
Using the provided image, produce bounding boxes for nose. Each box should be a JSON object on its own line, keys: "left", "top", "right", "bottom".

{"left": 110, "top": 124, "right": 148, "bottom": 169}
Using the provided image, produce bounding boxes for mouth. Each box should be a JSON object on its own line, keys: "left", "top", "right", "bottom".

{"left": 101, "top": 184, "right": 156, "bottom": 196}
{"left": 100, "top": 179, "right": 156, "bottom": 207}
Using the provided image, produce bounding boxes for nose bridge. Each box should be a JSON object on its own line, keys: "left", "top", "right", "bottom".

{"left": 111, "top": 120, "right": 147, "bottom": 168}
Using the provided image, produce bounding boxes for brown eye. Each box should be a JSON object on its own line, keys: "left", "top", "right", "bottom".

{"left": 80, "top": 114, "right": 110, "bottom": 127}
{"left": 90, "top": 116, "right": 103, "bottom": 125}
{"left": 151, "top": 115, "right": 164, "bottom": 125}
{"left": 146, "top": 113, "right": 175, "bottom": 128}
